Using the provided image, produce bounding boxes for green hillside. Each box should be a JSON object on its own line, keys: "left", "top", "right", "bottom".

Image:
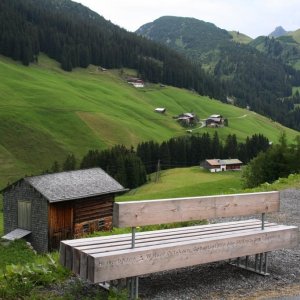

{"left": 250, "top": 33, "right": 300, "bottom": 70}
{"left": 118, "top": 169, "right": 300, "bottom": 202}
{"left": 289, "top": 29, "right": 300, "bottom": 43}
{"left": 0, "top": 54, "right": 298, "bottom": 189}
{"left": 118, "top": 167, "right": 242, "bottom": 201}
{"left": 137, "top": 16, "right": 231, "bottom": 65}
{"left": 136, "top": 16, "right": 300, "bottom": 131}
{"left": 229, "top": 31, "right": 252, "bottom": 44}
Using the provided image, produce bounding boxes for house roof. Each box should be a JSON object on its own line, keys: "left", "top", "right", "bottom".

{"left": 207, "top": 117, "right": 222, "bottom": 123}
{"left": 205, "top": 159, "right": 243, "bottom": 167}
{"left": 183, "top": 113, "right": 194, "bottom": 118}
{"left": 205, "top": 159, "right": 221, "bottom": 166}
{"left": 21, "top": 168, "right": 127, "bottom": 203}
{"left": 220, "top": 159, "right": 243, "bottom": 165}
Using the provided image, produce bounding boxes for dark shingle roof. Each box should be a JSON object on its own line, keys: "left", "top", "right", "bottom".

{"left": 24, "top": 168, "right": 127, "bottom": 202}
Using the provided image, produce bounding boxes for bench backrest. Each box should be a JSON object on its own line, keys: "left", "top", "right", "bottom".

{"left": 113, "top": 191, "right": 279, "bottom": 228}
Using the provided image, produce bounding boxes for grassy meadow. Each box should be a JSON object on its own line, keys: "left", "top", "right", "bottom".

{"left": 0, "top": 54, "right": 299, "bottom": 189}
{"left": 0, "top": 196, "right": 3, "bottom": 237}
{"left": 118, "top": 167, "right": 243, "bottom": 201}
{"left": 229, "top": 31, "right": 252, "bottom": 44}
{"left": 289, "top": 29, "right": 300, "bottom": 43}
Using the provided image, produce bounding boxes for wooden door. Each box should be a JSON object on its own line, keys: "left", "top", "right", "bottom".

{"left": 48, "top": 202, "right": 73, "bottom": 250}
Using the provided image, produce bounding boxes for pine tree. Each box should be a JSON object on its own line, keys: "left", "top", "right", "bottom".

{"left": 63, "top": 154, "right": 76, "bottom": 171}
{"left": 51, "top": 161, "right": 60, "bottom": 173}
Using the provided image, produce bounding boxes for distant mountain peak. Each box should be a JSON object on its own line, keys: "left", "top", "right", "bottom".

{"left": 269, "top": 26, "right": 287, "bottom": 38}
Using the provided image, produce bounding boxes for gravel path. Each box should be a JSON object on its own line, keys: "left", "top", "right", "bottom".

{"left": 138, "top": 189, "right": 300, "bottom": 300}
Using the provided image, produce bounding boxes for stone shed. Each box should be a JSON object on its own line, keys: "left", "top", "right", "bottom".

{"left": 1, "top": 168, "right": 127, "bottom": 253}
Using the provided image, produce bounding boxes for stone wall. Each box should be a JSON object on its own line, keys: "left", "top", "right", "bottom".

{"left": 3, "top": 180, "right": 49, "bottom": 253}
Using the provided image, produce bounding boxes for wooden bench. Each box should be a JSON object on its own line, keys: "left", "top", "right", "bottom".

{"left": 60, "top": 191, "right": 298, "bottom": 298}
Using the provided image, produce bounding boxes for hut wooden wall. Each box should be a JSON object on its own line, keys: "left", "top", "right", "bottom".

{"left": 48, "top": 195, "right": 115, "bottom": 249}
{"left": 73, "top": 195, "right": 114, "bottom": 238}
{"left": 48, "top": 202, "right": 73, "bottom": 250}
{"left": 74, "top": 195, "right": 113, "bottom": 223}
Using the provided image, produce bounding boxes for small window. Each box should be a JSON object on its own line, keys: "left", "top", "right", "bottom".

{"left": 18, "top": 200, "right": 31, "bottom": 230}
{"left": 98, "top": 220, "right": 105, "bottom": 229}
{"left": 82, "top": 223, "right": 89, "bottom": 233}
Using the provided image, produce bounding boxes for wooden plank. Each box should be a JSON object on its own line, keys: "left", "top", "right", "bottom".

{"left": 113, "top": 192, "right": 280, "bottom": 227}
{"left": 74, "top": 195, "right": 113, "bottom": 224}
{"left": 2, "top": 228, "right": 31, "bottom": 241}
{"left": 61, "top": 219, "right": 277, "bottom": 271}
{"left": 65, "top": 244, "right": 73, "bottom": 269}
{"left": 61, "top": 219, "right": 263, "bottom": 249}
{"left": 80, "top": 252, "right": 89, "bottom": 279}
{"left": 49, "top": 202, "right": 73, "bottom": 250}
{"left": 70, "top": 220, "right": 267, "bottom": 274}
{"left": 72, "top": 224, "right": 278, "bottom": 274}
{"left": 76, "top": 222, "right": 278, "bottom": 253}
{"left": 60, "top": 219, "right": 264, "bottom": 249}
{"left": 75, "top": 209, "right": 113, "bottom": 223}
{"left": 88, "top": 226, "right": 298, "bottom": 282}
{"left": 70, "top": 223, "right": 270, "bottom": 274}
{"left": 59, "top": 242, "right": 66, "bottom": 266}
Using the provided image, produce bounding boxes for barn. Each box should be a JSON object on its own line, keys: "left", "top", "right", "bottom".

{"left": 201, "top": 159, "right": 243, "bottom": 172}
{"left": 1, "top": 168, "right": 127, "bottom": 252}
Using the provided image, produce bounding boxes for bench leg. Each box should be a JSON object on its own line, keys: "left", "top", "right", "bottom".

{"left": 129, "top": 276, "right": 139, "bottom": 299}
{"left": 229, "top": 252, "right": 270, "bottom": 276}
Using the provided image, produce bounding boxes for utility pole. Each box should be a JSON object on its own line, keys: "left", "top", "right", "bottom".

{"left": 155, "top": 159, "right": 161, "bottom": 183}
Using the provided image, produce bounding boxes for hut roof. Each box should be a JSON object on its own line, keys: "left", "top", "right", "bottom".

{"left": 220, "top": 159, "right": 243, "bottom": 165}
{"left": 4, "top": 168, "right": 127, "bottom": 202}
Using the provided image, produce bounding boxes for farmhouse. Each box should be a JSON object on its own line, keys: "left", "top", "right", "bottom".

{"left": 1, "top": 168, "right": 126, "bottom": 253}
{"left": 177, "top": 112, "right": 198, "bottom": 125}
{"left": 201, "top": 159, "right": 243, "bottom": 172}
{"left": 127, "top": 77, "right": 144, "bottom": 88}
{"left": 205, "top": 114, "right": 225, "bottom": 127}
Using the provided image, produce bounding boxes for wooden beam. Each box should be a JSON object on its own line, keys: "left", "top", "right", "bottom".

{"left": 61, "top": 220, "right": 263, "bottom": 248}
{"left": 76, "top": 223, "right": 278, "bottom": 253}
{"left": 64, "top": 220, "right": 270, "bottom": 274}
{"left": 88, "top": 226, "right": 298, "bottom": 282}
{"left": 75, "top": 223, "right": 278, "bottom": 279}
{"left": 113, "top": 192, "right": 280, "bottom": 228}
{"left": 87, "top": 225, "right": 298, "bottom": 283}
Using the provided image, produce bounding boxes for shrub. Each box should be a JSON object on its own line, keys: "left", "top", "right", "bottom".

{"left": 0, "top": 253, "right": 70, "bottom": 299}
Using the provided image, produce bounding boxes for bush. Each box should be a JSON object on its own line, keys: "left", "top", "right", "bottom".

{"left": 0, "top": 240, "right": 36, "bottom": 270}
{"left": 242, "top": 133, "right": 300, "bottom": 188}
{"left": 0, "top": 252, "right": 70, "bottom": 299}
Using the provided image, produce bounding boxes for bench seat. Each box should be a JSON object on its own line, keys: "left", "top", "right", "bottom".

{"left": 60, "top": 219, "right": 298, "bottom": 282}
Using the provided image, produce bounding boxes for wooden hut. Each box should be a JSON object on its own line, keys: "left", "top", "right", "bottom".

{"left": 1, "top": 168, "right": 127, "bottom": 252}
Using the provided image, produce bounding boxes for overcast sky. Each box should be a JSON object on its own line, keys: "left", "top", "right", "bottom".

{"left": 75, "top": 0, "right": 300, "bottom": 38}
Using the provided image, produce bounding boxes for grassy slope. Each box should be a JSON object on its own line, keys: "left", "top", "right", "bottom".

{"left": 229, "top": 31, "right": 252, "bottom": 44}
{"left": 0, "top": 54, "right": 298, "bottom": 189}
{"left": 118, "top": 167, "right": 242, "bottom": 201}
{"left": 289, "top": 29, "right": 300, "bottom": 43}
{"left": 118, "top": 167, "right": 300, "bottom": 202}
{"left": 0, "top": 196, "right": 3, "bottom": 236}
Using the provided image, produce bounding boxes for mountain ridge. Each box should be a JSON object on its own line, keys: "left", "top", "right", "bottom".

{"left": 269, "top": 26, "right": 288, "bottom": 38}
{"left": 0, "top": 0, "right": 221, "bottom": 100}
{"left": 136, "top": 16, "right": 300, "bottom": 131}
